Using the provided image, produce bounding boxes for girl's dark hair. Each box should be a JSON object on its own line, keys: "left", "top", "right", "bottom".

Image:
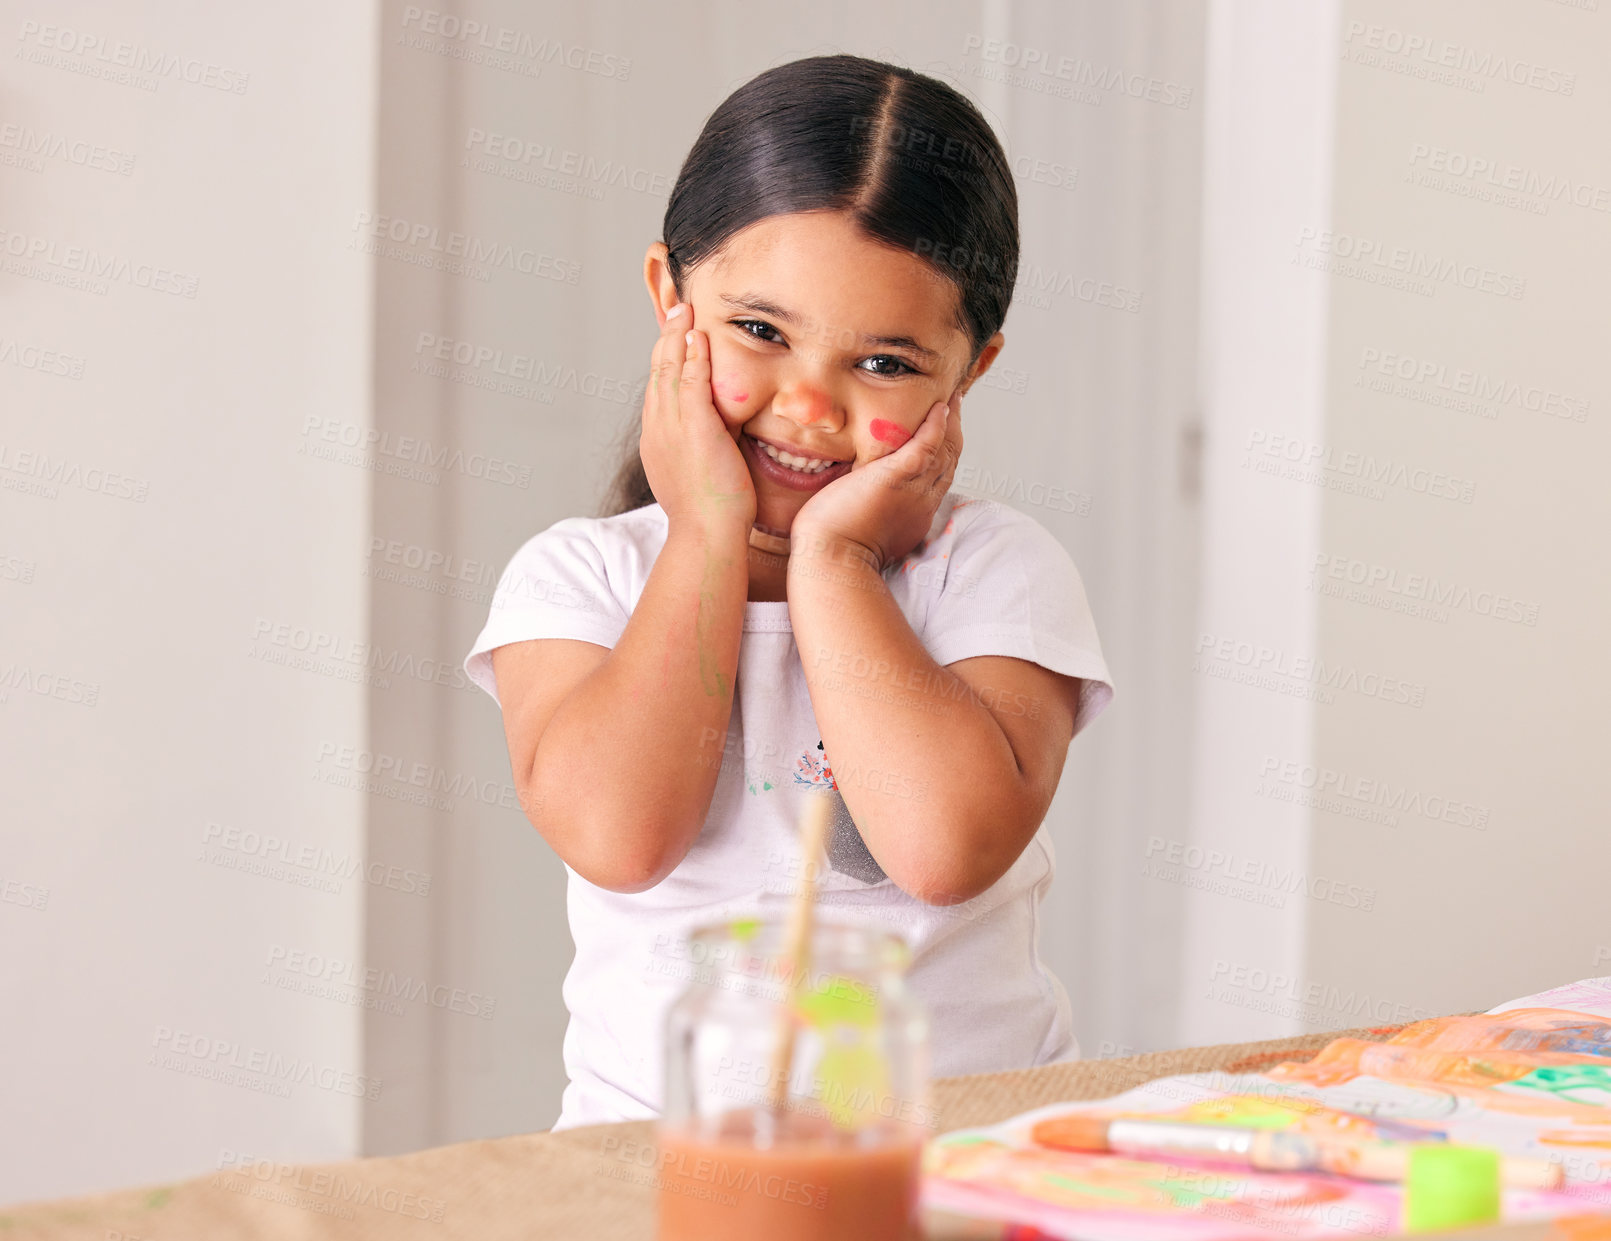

{"left": 600, "top": 53, "right": 1020, "bottom": 517}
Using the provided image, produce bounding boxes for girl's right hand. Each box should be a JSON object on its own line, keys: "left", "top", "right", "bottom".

{"left": 640, "top": 304, "right": 756, "bottom": 536}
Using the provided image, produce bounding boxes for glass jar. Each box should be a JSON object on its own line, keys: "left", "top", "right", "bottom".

{"left": 655, "top": 915, "right": 931, "bottom": 1241}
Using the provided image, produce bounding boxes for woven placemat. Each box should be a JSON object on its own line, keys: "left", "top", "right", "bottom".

{"left": 0, "top": 1021, "right": 1434, "bottom": 1240}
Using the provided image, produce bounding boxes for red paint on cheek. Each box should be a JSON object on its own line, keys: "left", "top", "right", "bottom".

{"left": 712, "top": 378, "right": 749, "bottom": 404}
{"left": 869, "top": 418, "right": 911, "bottom": 448}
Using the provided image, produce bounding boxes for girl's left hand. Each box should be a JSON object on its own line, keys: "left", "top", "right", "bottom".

{"left": 791, "top": 391, "right": 962, "bottom": 572}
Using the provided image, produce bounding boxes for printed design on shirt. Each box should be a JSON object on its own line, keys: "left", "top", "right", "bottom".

{"left": 793, "top": 740, "right": 888, "bottom": 885}
{"left": 794, "top": 739, "right": 833, "bottom": 790}
{"left": 745, "top": 771, "right": 776, "bottom": 795}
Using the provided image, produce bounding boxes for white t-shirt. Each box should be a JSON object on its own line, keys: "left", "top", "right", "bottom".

{"left": 462, "top": 489, "right": 1115, "bottom": 1131}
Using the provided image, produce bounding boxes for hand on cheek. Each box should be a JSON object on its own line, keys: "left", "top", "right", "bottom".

{"left": 792, "top": 395, "right": 956, "bottom": 571}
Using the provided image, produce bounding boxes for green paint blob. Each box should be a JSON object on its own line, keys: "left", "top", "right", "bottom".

{"left": 798, "top": 975, "right": 889, "bottom": 1131}
{"left": 1508, "top": 1064, "right": 1611, "bottom": 1103}
{"left": 796, "top": 975, "right": 879, "bottom": 1028}
{"left": 1404, "top": 1144, "right": 1500, "bottom": 1232}
{"left": 815, "top": 1044, "right": 890, "bottom": 1131}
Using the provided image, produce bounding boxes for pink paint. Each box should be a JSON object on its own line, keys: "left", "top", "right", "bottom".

{"left": 869, "top": 418, "right": 911, "bottom": 448}
{"left": 712, "top": 379, "right": 749, "bottom": 404}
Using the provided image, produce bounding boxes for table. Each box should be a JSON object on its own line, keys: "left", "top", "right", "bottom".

{"left": 6, "top": 1021, "right": 1608, "bottom": 1240}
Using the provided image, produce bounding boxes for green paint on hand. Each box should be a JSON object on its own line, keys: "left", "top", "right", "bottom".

{"left": 730, "top": 917, "right": 760, "bottom": 941}
{"left": 143, "top": 1187, "right": 174, "bottom": 1209}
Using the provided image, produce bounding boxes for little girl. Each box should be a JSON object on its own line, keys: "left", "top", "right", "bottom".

{"left": 463, "top": 53, "right": 1114, "bottom": 1131}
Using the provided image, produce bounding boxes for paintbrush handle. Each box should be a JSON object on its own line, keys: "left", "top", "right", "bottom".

{"left": 1106, "top": 1121, "right": 1563, "bottom": 1189}
{"left": 766, "top": 791, "right": 834, "bottom": 1113}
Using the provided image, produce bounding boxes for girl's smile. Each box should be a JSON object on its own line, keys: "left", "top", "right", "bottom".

{"left": 738, "top": 430, "right": 854, "bottom": 491}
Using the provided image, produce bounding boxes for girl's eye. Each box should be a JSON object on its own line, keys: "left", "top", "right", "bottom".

{"left": 859, "top": 355, "right": 918, "bottom": 378}
{"left": 733, "top": 318, "right": 784, "bottom": 345}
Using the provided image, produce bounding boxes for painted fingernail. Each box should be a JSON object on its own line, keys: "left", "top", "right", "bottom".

{"left": 665, "top": 303, "right": 686, "bottom": 323}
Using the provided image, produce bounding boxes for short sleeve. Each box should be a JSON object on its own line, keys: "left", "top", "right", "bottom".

{"left": 461, "top": 518, "right": 632, "bottom": 708}
{"left": 914, "top": 496, "right": 1115, "bottom": 739}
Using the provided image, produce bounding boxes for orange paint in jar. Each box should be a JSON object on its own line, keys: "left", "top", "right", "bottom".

{"left": 656, "top": 1107, "right": 923, "bottom": 1241}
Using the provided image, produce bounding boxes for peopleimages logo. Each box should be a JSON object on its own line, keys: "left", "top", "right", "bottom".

{"left": 349, "top": 211, "right": 581, "bottom": 284}
{"left": 0, "top": 123, "right": 136, "bottom": 175}
{"left": 215, "top": 1149, "right": 449, "bottom": 1222}
{"left": 0, "top": 443, "right": 149, "bottom": 502}
{"left": 1356, "top": 347, "right": 1589, "bottom": 423}
{"left": 1310, "top": 554, "right": 1540, "bottom": 626}
{"left": 148, "top": 1026, "right": 380, "bottom": 1099}
{"left": 399, "top": 7, "right": 631, "bottom": 80}
{"left": 198, "top": 821, "right": 432, "bottom": 897}
{"left": 461, "top": 128, "right": 670, "bottom": 197}
{"left": 316, "top": 741, "right": 531, "bottom": 811}
{"left": 1143, "top": 837, "right": 1376, "bottom": 911}
{"left": 412, "top": 332, "right": 635, "bottom": 405}
{"left": 1243, "top": 431, "right": 1475, "bottom": 504}
{"left": 1207, "top": 960, "right": 1440, "bottom": 1025}
{"left": 298, "top": 416, "right": 533, "bottom": 489}
{"left": 264, "top": 944, "right": 496, "bottom": 1019}
{"left": 1294, "top": 228, "right": 1525, "bottom": 300}
{"left": 1341, "top": 22, "right": 1576, "bottom": 95}
{"left": 14, "top": 20, "right": 251, "bottom": 93}
{"left": 1194, "top": 632, "right": 1427, "bottom": 707}
{"left": 960, "top": 34, "right": 1193, "bottom": 108}
{"left": 0, "top": 334, "right": 87, "bottom": 380}
{"left": 0, "top": 226, "right": 200, "bottom": 297}
{"left": 249, "top": 616, "right": 479, "bottom": 693}
{"left": 1407, "top": 144, "right": 1611, "bottom": 215}
{"left": 1259, "top": 756, "right": 1490, "bottom": 830}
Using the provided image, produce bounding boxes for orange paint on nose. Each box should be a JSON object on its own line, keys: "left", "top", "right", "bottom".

{"left": 779, "top": 390, "right": 831, "bottom": 422}
{"left": 869, "top": 418, "right": 911, "bottom": 448}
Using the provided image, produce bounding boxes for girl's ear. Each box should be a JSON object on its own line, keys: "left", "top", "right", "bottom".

{"left": 643, "top": 242, "right": 681, "bottom": 327}
{"left": 956, "top": 332, "right": 1006, "bottom": 398}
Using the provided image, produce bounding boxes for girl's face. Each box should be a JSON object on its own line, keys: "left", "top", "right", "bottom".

{"left": 647, "top": 210, "right": 1003, "bottom": 534}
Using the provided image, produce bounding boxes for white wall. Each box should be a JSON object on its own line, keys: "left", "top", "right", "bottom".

{"left": 1304, "top": 0, "right": 1611, "bottom": 1023}
{"left": 1177, "top": 0, "right": 1339, "bottom": 1043}
{"left": 1181, "top": 0, "right": 1611, "bottom": 1043}
{"left": 0, "top": 2, "right": 377, "bottom": 1202}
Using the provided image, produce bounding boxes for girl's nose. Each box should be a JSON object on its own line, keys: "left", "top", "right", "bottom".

{"left": 772, "top": 383, "right": 840, "bottom": 430}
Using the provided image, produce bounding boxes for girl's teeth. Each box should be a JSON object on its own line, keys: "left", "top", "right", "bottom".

{"left": 756, "top": 439, "right": 834, "bottom": 473}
